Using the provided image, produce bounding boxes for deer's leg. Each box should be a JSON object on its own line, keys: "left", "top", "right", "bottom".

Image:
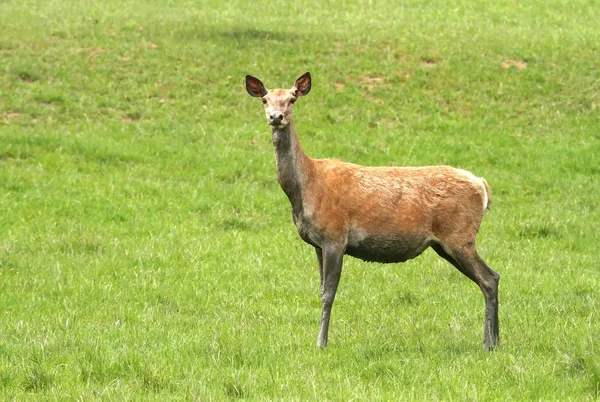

{"left": 431, "top": 243, "right": 462, "bottom": 272}
{"left": 477, "top": 255, "right": 500, "bottom": 351}
{"left": 315, "top": 247, "right": 324, "bottom": 297}
{"left": 432, "top": 243, "right": 500, "bottom": 351}
{"left": 316, "top": 247, "right": 344, "bottom": 348}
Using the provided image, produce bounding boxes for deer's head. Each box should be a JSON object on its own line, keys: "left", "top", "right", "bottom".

{"left": 246, "top": 72, "right": 311, "bottom": 129}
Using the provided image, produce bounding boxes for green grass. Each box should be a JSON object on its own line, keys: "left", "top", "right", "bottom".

{"left": 1, "top": 0, "right": 599, "bottom": 399}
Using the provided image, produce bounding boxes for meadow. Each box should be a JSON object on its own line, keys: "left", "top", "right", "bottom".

{"left": 1, "top": 0, "right": 599, "bottom": 399}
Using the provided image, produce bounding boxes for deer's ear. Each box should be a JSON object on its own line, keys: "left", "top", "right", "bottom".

{"left": 246, "top": 75, "right": 267, "bottom": 97}
{"left": 293, "top": 72, "right": 311, "bottom": 96}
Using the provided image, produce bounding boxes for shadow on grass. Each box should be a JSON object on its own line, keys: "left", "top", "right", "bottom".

{"left": 216, "top": 28, "right": 304, "bottom": 42}
{"left": 182, "top": 27, "right": 312, "bottom": 44}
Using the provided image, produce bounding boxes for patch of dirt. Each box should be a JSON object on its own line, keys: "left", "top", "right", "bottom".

{"left": 360, "top": 76, "right": 384, "bottom": 90}
{"left": 18, "top": 72, "right": 37, "bottom": 83}
{"left": 502, "top": 59, "right": 527, "bottom": 69}
{"left": 2, "top": 152, "right": 30, "bottom": 161}
{"left": 334, "top": 82, "right": 345, "bottom": 90}
{"left": 146, "top": 42, "right": 158, "bottom": 49}
{"left": 394, "top": 53, "right": 408, "bottom": 62}
{"left": 74, "top": 47, "right": 104, "bottom": 57}
{"left": 5, "top": 112, "right": 20, "bottom": 120}
{"left": 363, "top": 93, "right": 384, "bottom": 104}
{"left": 374, "top": 118, "right": 400, "bottom": 128}
{"left": 120, "top": 110, "right": 141, "bottom": 122}
{"left": 0, "top": 44, "right": 14, "bottom": 54}
{"left": 122, "top": 115, "right": 138, "bottom": 122}
{"left": 420, "top": 57, "right": 436, "bottom": 67}
{"left": 89, "top": 47, "right": 104, "bottom": 57}
{"left": 396, "top": 70, "right": 411, "bottom": 81}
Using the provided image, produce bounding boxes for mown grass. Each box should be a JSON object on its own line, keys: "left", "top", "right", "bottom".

{"left": 1, "top": 0, "right": 599, "bottom": 400}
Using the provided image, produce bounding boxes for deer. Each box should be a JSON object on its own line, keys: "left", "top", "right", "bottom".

{"left": 245, "top": 72, "right": 500, "bottom": 351}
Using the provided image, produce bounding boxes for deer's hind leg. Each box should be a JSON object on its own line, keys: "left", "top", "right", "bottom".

{"left": 432, "top": 242, "right": 500, "bottom": 351}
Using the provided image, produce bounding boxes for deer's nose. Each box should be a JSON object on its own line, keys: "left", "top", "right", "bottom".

{"left": 269, "top": 112, "right": 284, "bottom": 125}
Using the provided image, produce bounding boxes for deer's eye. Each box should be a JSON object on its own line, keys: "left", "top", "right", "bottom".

{"left": 261, "top": 98, "right": 267, "bottom": 104}
{"left": 290, "top": 98, "right": 297, "bottom": 104}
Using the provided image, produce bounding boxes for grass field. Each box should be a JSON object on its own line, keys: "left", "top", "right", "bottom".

{"left": 1, "top": 0, "right": 599, "bottom": 399}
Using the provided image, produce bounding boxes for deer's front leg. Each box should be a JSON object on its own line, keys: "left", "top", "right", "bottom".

{"left": 315, "top": 247, "right": 324, "bottom": 297}
{"left": 317, "top": 247, "right": 344, "bottom": 348}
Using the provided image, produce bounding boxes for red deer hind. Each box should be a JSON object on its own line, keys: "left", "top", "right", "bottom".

{"left": 245, "top": 72, "right": 500, "bottom": 350}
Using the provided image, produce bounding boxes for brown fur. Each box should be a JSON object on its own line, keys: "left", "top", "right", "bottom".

{"left": 301, "top": 160, "right": 488, "bottom": 251}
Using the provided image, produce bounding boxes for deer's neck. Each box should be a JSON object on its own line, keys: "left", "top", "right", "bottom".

{"left": 272, "top": 121, "right": 311, "bottom": 215}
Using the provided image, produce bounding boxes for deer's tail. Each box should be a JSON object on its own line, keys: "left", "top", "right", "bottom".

{"left": 482, "top": 178, "right": 492, "bottom": 211}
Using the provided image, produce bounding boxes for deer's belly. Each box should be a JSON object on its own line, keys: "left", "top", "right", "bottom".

{"left": 293, "top": 211, "right": 431, "bottom": 263}
{"left": 345, "top": 234, "right": 432, "bottom": 263}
